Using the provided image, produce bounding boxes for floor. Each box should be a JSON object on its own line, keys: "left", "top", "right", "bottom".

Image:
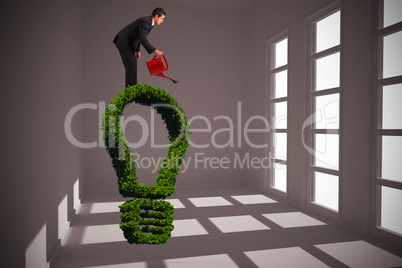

{"left": 52, "top": 184, "right": 402, "bottom": 268}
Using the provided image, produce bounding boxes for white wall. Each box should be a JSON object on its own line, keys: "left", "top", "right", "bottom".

{"left": 80, "top": 0, "right": 250, "bottom": 191}
{"left": 0, "top": 1, "right": 83, "bottom": 267}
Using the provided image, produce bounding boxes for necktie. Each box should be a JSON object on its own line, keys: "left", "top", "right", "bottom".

{"left": 148, "top": 26, "right": 153, "bottom": 34}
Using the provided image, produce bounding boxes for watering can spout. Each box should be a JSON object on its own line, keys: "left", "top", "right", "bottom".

{"left": 156, "top": 72, "right": 179, "bottom": 83}
{"left": 147, "top": 55, "right": 179, "bottom": 83}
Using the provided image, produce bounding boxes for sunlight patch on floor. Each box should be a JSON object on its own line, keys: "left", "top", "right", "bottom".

{"left": 263, "top": 212, "right": 326, "bottom": 228}
{"left": 245, "top": 247, "right": 329, "bottom": 268}
{"left": 209, "top": 215, "right": 270, "bottom": 233}
{"left": 315, "top": 240, "right": 402, "bottom": 268}
{"left": 164, "top": 254, "right": 238, "bottom": 268}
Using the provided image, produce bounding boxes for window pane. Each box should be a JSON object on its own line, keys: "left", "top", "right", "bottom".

{"left": 382, "top": 136, "right": 402, "bottom": 182}
{"left": 384, "top": 0, "right": 402, "bottom": 28}
{"left": 315, "top": 53, "right": 340, "bottom": 91}
{"left": 314, "top": 134, "right": 339, "bottom": 170}
{"left": 382, "top": 84, "right": 402, "bottom": 129}
{"left": 275, "top": 38, "right": 288, "bottom": 68}
{"left": 314, "top": 172, "right": 339, "bottom": 211}
{"left": 273, "top": 102, "right": 287, "bottom": 129}
{"left": 273, "top": 162, "right": 287, "bottom": 192}
{"left": 383, "top": 31, "right": 402, "bottom": 78}
{"left": 315, "top": 11, "right": 341, "bottom": 53}
{"left": 273, "top": 70, "right": 288, "bottom": 98}
{"left": 314, "top": 93, "right": 340, "bottom": 129}
{"left": 273, "top": 133, "right": 287, "bottom": 160}
{"left": 381, "top": 186, "right": 402, "bottom": 235}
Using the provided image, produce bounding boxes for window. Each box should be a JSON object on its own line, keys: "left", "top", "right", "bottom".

{"left": 307, "top": 7, "right": 342, "bottom": 212}
{"left": 267, "top": 31, "right": 288, "bottom": 193}
{"left": 375, "top": 0, "right": 402, "bottom": 237}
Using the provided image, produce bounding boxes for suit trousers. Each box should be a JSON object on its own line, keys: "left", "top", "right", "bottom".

{"left": 114, "top": 36, "right": 137, "bottom": 87}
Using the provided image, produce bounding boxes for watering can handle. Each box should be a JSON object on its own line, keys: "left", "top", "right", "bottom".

{"left": 154, "top": 54, "right": 169, "bottom": 71}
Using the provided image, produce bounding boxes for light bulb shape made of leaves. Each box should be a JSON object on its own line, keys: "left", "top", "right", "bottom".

{"left": 101, "top": 84, "right": 190, "bottom": 244}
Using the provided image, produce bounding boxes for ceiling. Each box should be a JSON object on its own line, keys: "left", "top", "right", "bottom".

{"left": 138, "top": 0, "right": 261, "bottom": 12}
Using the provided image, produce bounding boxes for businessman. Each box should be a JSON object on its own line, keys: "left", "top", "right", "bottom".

{"left": 113, "top": 8, "right": 165, "bottom": 87}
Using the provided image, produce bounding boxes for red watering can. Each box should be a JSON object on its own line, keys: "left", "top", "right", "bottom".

{"left": 146, "top": 54, "right": 178, "bottom": 83}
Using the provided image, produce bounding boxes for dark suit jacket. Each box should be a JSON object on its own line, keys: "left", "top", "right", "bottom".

{"left": 113, "top": 16, "right": 156, "bottom": 54}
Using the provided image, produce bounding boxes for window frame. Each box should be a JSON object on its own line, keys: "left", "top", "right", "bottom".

{"left": 266, "top": 29, "right": 289, "bottom": 196}
{"left": 306, "top": 1, "right": 343, "bottom": 219}
{"left": 372, "top": 0, "right": 402, "bottom": 242}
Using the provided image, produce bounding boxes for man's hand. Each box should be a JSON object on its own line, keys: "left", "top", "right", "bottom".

{"left": 154, "top": 49, "right": 164, "bottom": 56}
{"left": 136, "top": 52, "right": 141, "bottom": 60}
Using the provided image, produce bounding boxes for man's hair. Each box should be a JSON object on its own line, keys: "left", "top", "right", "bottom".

{"left": 152, "top": 7, "right": 166, "bottom": 17}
